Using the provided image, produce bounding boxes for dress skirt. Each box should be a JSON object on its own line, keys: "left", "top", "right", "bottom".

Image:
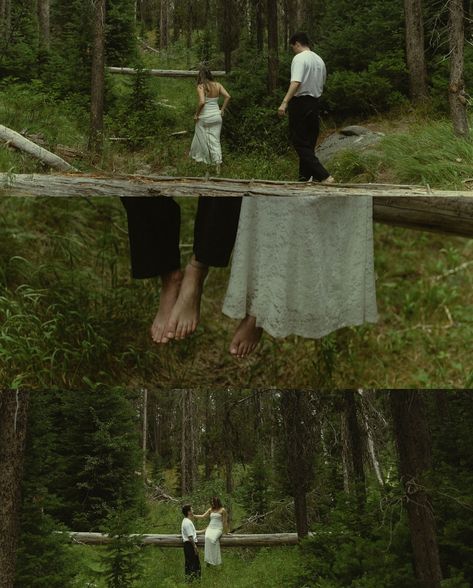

{"left": 222, "top": 195, "right": 378, "bottom": 339}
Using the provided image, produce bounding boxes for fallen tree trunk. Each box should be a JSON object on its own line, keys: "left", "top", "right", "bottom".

{"left": 0, "top": 174, "right": 472, "bottom": 237}
{"left": 67, "top": 531, "right": 310, "bottom": 547}
{"left": 0, "top": 125, "right": 77, "bottom": 172}
{"left": 107, "top": 67, "right": 226, "bottom": 78}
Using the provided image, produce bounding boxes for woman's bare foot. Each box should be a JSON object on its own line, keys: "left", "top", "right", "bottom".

{"left": 165, "top": 259, "right": 208, "bottom": 341}
{"left": 151, "top": 270, "right": 183, "bottom": 344}
{"left": 229, "top": 315, "right": 263, "bottom": 358}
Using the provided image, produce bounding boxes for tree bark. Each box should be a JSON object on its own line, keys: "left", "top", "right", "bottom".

{"left": 404, "top": 0, "right": 428, "bottom": 102}
{"left": 37, "top": 0, "right": 50, "bottom": 52}
{"left": 66, "top": 531, "right": 310, "bottom": 546}
{"left": 255, "top": 0, "right": 264, "bottom": 51}
{"left": 89, "top": 0, "right": 106, "bottom": 153}
{"left": 159, "top": 0, "right": 169, "bottom": 49}
{"left": 3, "top": 174, "right": 473, "bottom": 238}
{"left": 0, "top": 0, "right": 10, "bottom": 43}
{"left": 449, "top": 0, "right": 469, "bottom": 137}
{"left": 180, "top": 390, "right": 196, "bottom": 495}
{"left": 0, "top": 390, "right": 30, "bottom": 588}
{"left": 358, "top": 390, "right": 384, "bottom": 487}
{"left": 341, "top": 391, "right": 366, "bottom": 509}
{"left": 0, "top": 125, "right": 77, "bottom": 171}
{"left": 267, "top": 0, "right": 279, "bottom": 93}
{"left": 107, "top": 67, "right": 226, "bottom": 77}
{"left": 390, "top": 391, "right": 443, "bottom": 588}
{"left": 280, "top": 391, "right": 316, "bottom": 537}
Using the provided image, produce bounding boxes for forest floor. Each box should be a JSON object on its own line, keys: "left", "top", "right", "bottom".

{"left": 0, "top": 46, "right": 472, "bottom": 390}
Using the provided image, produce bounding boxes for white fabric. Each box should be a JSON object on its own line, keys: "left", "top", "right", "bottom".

{"left": 189, "top": 97, "right": 222, "bottom": 164}
{"left": 223, "top": 195, "right": 378, "bottom": 339}
{"left": 181, "top": 518, "right": 197, "bottom": 543}
{"left": 291, "top": 50, "right": 326, "bottom": 98}
{"left": 204, "top": 512, "right": 223, "bottom": 565}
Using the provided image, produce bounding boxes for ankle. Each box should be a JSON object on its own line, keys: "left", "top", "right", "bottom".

{"left": 161, "top": 269, "right": 183, "bottom": 286}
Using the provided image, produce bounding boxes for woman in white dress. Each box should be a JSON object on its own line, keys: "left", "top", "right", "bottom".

{"left": 222, "top": 194, "right": 378, "bottom": 357}
{"left": 189, "top": 67, "right": 231, "bottom": 173}
{"left": 193, "top": 496, "right": 228, "bottom": 566}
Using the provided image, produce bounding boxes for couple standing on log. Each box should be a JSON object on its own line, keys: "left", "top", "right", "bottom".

{"left": 122, "top": 32, "right": 377, "bottom": 358}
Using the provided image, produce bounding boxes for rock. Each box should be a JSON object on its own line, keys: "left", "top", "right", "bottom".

{"left": 316, "top": 125, "right": 384, "bottom": 164}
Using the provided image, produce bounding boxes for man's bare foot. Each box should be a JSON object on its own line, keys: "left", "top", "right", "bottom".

{"left": 151, "top": 270, "right": 183, "bottom": 344}
{"left": 229, "top": 315, "right": 263, "bottom": 358}
{"left": 321, "top": 175, "right": 335, "bottom": 184}
{"left": 165, "top": 258, "right": 208, "bottom": 341}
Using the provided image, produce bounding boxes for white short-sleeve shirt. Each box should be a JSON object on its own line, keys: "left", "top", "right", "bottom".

{"left": 181, "top": 517, "right": 197, "bottom": 543}
{"left": 290, "top": 50, "right": 326, "bottom": 98}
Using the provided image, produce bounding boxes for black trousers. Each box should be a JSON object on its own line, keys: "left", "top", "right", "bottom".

{"left": 121, "top": 196, "right": 242, "bottom": 279}
{"left": 183, "top": 541, "right": 201, "bottom": 581}
{"left": 288, "top": 95, "right": 330, "bottom": 182}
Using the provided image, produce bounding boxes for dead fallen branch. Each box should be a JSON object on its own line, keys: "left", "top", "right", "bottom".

{"left": 0, "top": 125, "right": 77, "bottom": 172}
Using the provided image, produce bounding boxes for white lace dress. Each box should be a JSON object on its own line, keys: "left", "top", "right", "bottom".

{"left": 223, "top": 195, "right": 378, "bottom": 339}
{"left": 204, "top": 512, "right": 223, "bottom": 566}
{"left": 189, "top": 97, "right": 222, "bottom": 165}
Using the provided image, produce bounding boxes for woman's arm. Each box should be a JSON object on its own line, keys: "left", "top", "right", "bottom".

{"left": 194, "top": 84, "right": 206, "bottom": 120}
{"left": 193, "top": 508, "right": 211, "bottom": 520}
{"left": 219, "top": 83, "right": 231, "bottom": 116}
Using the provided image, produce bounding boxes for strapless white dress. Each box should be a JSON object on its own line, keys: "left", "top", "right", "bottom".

{"left": 204, "top": 511, "right": 223, "bottom": 565}
{"left": 189, "top": 97, "right": 222, "bottom": 165}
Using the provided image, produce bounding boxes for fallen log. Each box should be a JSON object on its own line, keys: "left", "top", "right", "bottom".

{"left": 0, "top": 174, "right": 472, "bottom": 238}
{"left": 0, "top": 125, "right": 77, "bottom": 172}
{"left": 107, "top": 67, "right": 226, "bottom": 78}
{"left": 67, "top": 531, "right": 308, "bottom": 547}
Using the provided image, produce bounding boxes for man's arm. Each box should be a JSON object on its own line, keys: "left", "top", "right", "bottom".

{"left": 187, "top": 535, "right": 199, "bottom": 554}
{"left": 278, "top": 81, "right": 301, "bottom": 116}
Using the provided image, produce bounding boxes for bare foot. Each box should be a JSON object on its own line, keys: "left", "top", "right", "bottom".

{"left": 151, "top": 270, "right": 183, "bottom": 344}
{"left": 165, "top": 259, "right": 208, "bottom": 341}
{"left": 229, "top": 315, "right": 263, "bottom": 358}
{"left": 321, "top": 175, "right": 335, "bottom": 184}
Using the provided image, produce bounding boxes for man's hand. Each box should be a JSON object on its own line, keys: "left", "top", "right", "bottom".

{"left": 278, "top": 101, "right": 287, "bottom": 117}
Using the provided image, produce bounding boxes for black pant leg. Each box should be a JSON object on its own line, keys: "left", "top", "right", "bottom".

{"left": 183, "top": 542, "right": 201, "bottom": 581}
{"left": 121, "top": 197, "right": 181, "bottom": 279}
{"left": 289, "top": 97, "right": 330, "bottom": 181}
{"left": 193, "top": 196, "right": 242, "bottom": 267}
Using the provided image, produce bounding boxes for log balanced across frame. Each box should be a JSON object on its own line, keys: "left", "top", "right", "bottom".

{"left": 1, "top": 173, "right": 473, "bottom": 238}
{"left": 66, "top": 531, "right": 314, "bottom": 547}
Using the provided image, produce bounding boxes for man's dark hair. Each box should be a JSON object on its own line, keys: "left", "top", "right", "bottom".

{"left": 182, "top": 504, "right": 192, "bottom": 517}
{"left": 289, "top": 32, "right": 311, "bottom": 47}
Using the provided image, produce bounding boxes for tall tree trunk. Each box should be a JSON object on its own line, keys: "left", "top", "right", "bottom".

{"left": 159, "top": 0, "right": 168, "bottom": 49}
{"left": 0, "top": 0, "right": 10, "bottom": 43}
{"left": 449, "top": 0, "right": 469, "bottom": 136}
{"left": 142, "top": 388, "right": 148, "bottom": 481}
{"left": 0, "top": 390, "right": 30, "bottom": 588}
{"left": 390, "top": 391, "right": 443, "bottom": 588}
{"left": 341, "top": 391, "right": 366, "bottom": 510}
{"left": 180, "top": 390, "right": 197, "bottom": 495}
{"left": 255, "top": 0, "right": 264, "bottom": 51}
{"left": 358, "top": 390, "right": 384, "bottom": 487}
{"left": 404, "top": 0, "right": 428, "bottom": 102}
{"left": 37, "top": 0, "right": 50, "bottom": 51}
{"left": 89, "top": 0, "right": 106, "bottom": 153}
{"left": 281, "top": 391, "right": 315, "bottom": 537}
{"left": 267, "top": 0, "right": 279, "bottom": 93}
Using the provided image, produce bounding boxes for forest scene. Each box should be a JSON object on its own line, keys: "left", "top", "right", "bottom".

{"left": 0, "top": 389, "right": 472, "bottom": 587}
{"left": 0, "top": 1, "right": 472, "bottom": 389}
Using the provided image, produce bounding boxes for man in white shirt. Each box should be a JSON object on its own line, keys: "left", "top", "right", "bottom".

{"left": 278, "top": 31, "right": 334, "bottom": 183}
{"left": 181, "top": 504, "right": 201, "bottom": 581}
